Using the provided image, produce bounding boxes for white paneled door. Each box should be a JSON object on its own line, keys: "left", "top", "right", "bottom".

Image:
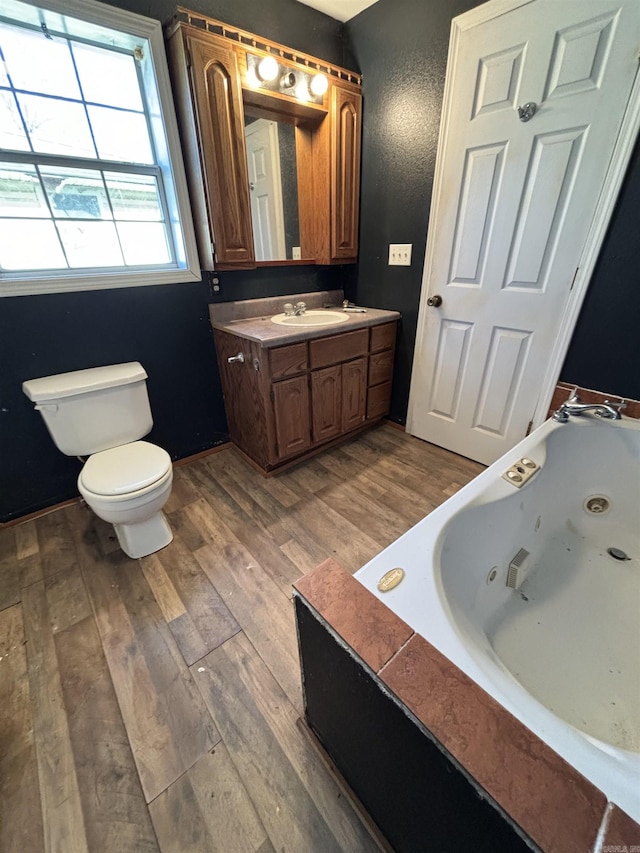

{"left": 407, "top": 0, "right": 640, "bottom": 465}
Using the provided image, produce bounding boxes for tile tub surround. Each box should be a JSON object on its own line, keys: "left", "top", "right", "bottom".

{"left": 548, "top": 382, "right": 640, "bottom": 420}
{"left": 294, "top": 559, "right": 640, "bottom": 853}
{"left": 209, "top": 291, "right": 401, "bottom": 347}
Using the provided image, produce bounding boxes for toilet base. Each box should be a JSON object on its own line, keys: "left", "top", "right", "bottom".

{"left": 113, "top": 511, "right": 173, "bottom": 559}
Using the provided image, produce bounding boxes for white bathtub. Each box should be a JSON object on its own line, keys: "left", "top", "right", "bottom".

{"left": 355, "top": 415, "right": 640, "bottom": 822}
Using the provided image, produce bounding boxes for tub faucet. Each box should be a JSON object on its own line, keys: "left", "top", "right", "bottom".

{"left": 552, "top": 394, "right": 623, "bottom": 422}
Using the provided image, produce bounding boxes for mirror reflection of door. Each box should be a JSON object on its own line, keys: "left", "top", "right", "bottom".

{"left": 244, "top": 118, "right": 286, "bottom": 261}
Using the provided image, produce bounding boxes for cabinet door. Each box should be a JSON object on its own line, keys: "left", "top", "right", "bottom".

{"left": 311, "top": 365, "right": 342, "bottom": 444}
{"left": 331, "top": 85, "right": 362, "bottom": 260}
{"left": 187, "top": 33, "right": 255, "bottom": 268}
{"left": 272, "top": 376, "right": 311, "bottom": 460}
{"left": 341, "top": 357, "right": 367, "bottom": 433}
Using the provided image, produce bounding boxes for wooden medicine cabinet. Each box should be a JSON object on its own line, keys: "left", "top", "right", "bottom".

{"left": 165, "top": 9, "right": 362, "bottom": 270}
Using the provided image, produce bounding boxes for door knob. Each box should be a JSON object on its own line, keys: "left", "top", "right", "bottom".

{"left": 227, "top": 352, "right": 245, "bottom": 364}
{"left": 427, "top": 294, "right": 443, "bottom": 307}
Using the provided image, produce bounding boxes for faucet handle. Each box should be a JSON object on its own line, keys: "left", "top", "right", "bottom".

{"left": 603, "top": 399, "right": 626, "bottom": 412}
{"left": 283, "top": 302, "right": 294, "bottom": 316}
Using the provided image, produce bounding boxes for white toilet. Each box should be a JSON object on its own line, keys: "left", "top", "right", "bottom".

{"left": 23, "top": 362, "right": 173, "bottom": 559}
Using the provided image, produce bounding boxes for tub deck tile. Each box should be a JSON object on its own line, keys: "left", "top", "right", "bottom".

{"left": 600, "top": 805, "right": 640, "bottom": 851}
{"left": 379, "top": 633, "right": 607, "bottom": 853}
{"left": 293, "top": 558, "right": 413, "bottom": 673}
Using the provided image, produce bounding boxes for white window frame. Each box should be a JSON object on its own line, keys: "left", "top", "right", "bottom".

{"left": 0, "top": 0, "right": 200, "bottom": 296}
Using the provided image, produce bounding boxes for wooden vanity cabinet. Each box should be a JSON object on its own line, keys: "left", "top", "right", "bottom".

{"left": 165, "top": 12, "right": 363, "bottom": 269}
{"left": 214, "top": 322, "right": 397, "bottom": 473}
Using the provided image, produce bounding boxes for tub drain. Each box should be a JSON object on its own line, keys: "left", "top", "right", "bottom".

{"left": 607, "top": 547, "right": 631, "bottom": 561}
{"left": 584, "top": 495, "right": 610, "bottom": 514}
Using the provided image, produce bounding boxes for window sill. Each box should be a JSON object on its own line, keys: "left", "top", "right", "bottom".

{"left": 0, "top": 266, "right": 202, "bottom": 297}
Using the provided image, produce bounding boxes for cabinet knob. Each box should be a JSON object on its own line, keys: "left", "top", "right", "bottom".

{"left": 227, "top": 352, "right": 245, "bottom": 364}
{"left": 426, "top": 294, "right": 443, "bottom": 308}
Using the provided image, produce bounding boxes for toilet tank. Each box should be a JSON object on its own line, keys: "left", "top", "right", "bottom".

{"left": 23, "top": 362, "right": 154, "bottom": 456}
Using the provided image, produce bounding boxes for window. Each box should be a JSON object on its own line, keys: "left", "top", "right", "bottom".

{"left": 0, "top": 0, "right": 199, "bottom": 296}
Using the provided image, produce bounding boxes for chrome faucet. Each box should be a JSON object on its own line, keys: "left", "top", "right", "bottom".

{"left": 552, "top": 394, "right": 623, "bottom": 423}
{"left": 283, "top": 301, "right": 306, "bottom": 316}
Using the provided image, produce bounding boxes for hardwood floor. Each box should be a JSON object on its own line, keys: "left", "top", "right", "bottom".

{"left": 0, "top": 423, "right": 483, "bottom": 852}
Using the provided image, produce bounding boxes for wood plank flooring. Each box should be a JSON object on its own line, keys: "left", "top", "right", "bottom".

{"left": 0, "top": 423, "right": 483, "bottom": 852}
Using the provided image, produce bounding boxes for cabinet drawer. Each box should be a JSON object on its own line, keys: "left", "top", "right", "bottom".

{"left": 368, "top": 350, "right": 394, "bottom": 387}
{"left": 310, "top": 329, "right": 368, "bottom": 369}
{"left": 269, "top": 342, "right": 308, "bottom": 379}
{"left": 370, "top": 322, "right": 397, "bottom": 353}
{"left": 367, "top": 381, "right": 392, "bottom": 420}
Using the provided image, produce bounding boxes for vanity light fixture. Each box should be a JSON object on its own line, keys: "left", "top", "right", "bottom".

{"left": 310, "top": 73, "right": 328, "bottom": 96}
{"left": 246, "top": 52, "right": 327, "bottom": 105}
{"left": 256, "top": 54, "right": 278, "bottom": 82}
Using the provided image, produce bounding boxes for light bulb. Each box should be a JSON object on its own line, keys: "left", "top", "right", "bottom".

{"left": 310, "top": 73, "right": 328, "bottom": 96}
{"left": 256, "top": 55, "right": 278, "bottom": 82}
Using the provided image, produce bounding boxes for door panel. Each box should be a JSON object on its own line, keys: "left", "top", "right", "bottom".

{"left": 273, "top": 376, "right": 310, "bottom": 459}
{"left": 450, "top": 143, "right": 506, "bottom": 284}
{"left": 311, "top": 366, "right": 342, "bottom": 443}
{"left": 408, "top": 0, "right": 640, "bottom": 464}
{"left": 429, "top": 320, "right": 473, "bottom": 420}
{"left": 503, "top": 128, "right": 586, "bottom": 290}
{"left": 341, "top": 357, "right": 367, "bottom": 432}
{"left": 187, "top": 34, "right": 254, "bottom": 266}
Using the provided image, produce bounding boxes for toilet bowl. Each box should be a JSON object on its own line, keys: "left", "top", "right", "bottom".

{"left": 77, "top": 440, "right": 173, "bottom": 559}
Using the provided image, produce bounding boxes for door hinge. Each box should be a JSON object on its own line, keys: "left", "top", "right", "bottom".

{"left": 525, "top": 419, "right": 533, "bottom": 437}
{"left": 569, "top": 266, "right": 579, "bottom": 291}
{"left": 185, "top": 45, "right": 192, "bottom": 68}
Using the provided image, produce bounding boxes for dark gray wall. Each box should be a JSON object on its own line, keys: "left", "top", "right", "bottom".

{"left": 346, "top": 0, "right": 640, "bottom": 422}
{"left": 561, "top": 134, "right": 640, "bottom": 399}
{"left": 1, "top": 0, "right": 352, "bottom": 523}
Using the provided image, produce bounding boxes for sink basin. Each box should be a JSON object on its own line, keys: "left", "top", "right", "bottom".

{"left": 271, "top": 310, "right": 350, "bottom": 327}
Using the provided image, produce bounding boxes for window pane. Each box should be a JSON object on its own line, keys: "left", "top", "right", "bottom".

{"left": 72, "top": 42, "right": 143, "bottom": 111}
{"left": 0, "top": 24, "right": 81, "bottom": 100}
{"left": 56, "top": 220, "right": 124, "bottom": 267}
{"left": 105, "top": 172, "right": 162, "bottom": 221}
{"left": 0, "top": 163, "right": 48, "bottom": 217}
{"left": 0, "top": 90, "right": 29, "bottom": 150}
{"left": 40, "top": 166, "right": 111, "bottom": 219}
{"left": 0, "top": 219, "right": 67, "bottom": 270}
{"left": 17, "top": 93, "right": 96, "bottom": 157}
{"left": 87, "top": 105, "right": 153, "bottom": 163}
{"left": 116, "top": 222, "right": 170, "bottom": 265}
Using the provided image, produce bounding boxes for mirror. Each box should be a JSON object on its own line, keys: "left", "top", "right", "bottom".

{"left": 243, "top": 109, "right": 306, "bottom": 262}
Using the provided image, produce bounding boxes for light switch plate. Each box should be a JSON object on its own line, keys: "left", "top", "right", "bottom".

{"left": 388, "top": 243, "right": 412, "bottom": 266}
{"left": 292, "top": 246, "right": 301, "bottom": 260}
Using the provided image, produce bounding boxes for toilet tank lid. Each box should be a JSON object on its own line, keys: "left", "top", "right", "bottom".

{"left": 23, "top": 362, "right": 147, "bottom": 402}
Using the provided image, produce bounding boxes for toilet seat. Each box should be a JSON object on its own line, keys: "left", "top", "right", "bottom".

{"left": 79, "top": 440, "right": 171, "bottom": 497}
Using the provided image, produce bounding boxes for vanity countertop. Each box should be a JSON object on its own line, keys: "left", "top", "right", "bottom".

{"left": 211, "top": 307, "right": 400, "bottom": 347}
{"left": 208, "top": 291, "right": 400, "bottom": 348}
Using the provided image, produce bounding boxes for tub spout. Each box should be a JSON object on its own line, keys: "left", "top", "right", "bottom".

{"left": 552, "top": 395, "right": 623, "bottom": 423}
